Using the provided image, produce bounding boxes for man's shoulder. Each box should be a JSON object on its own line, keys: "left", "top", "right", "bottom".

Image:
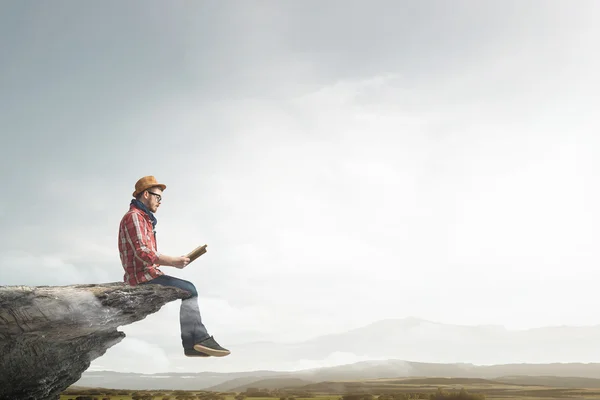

{"left": 119, "top": 206, "right": 146, "bottom": 225}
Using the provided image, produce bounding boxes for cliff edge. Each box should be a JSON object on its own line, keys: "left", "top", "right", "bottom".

{"left": 0, "top": 282, "right": 191, "bottom": 400}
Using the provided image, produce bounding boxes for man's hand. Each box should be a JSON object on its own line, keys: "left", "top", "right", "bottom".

{"left": 157, "top": 254, "right": 191, "bottom": 268}
{"left": 172, "top": 256, "right": 191, "bottom": 269}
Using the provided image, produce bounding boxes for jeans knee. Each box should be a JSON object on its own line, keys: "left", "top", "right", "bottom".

{"left": 182, "top": 281, "right": 198, "bottom": 297}
{"left": 152, "top": 275, "right": 198, "bottom": 297}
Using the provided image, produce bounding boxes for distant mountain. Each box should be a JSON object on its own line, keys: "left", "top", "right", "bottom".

{"left": 75, "top": 317, "right": 600, "bottom": 390}
{"left": 76, "top": 360, "right": 600, "bottom": 391}
{"left": 197, "top": 317, "right": 600, "bottom": 372}
{"left": 76, "top": 370, "right": 284, "bottom": 391}
{"left": 301, "top": 318, "right": 600, "bottom": 363}
{"left": 227, "top": 377, "right": 313, "bottom": 392}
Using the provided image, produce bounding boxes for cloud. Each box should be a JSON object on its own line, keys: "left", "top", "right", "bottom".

{"left": 92, "top": 337, "right": 173, "bottom": 374}
{"left": 292, "top": 352, "right": 395, "bottom": 372}
{"left": 1, "top": 252, "right": 87, "bottom": 286}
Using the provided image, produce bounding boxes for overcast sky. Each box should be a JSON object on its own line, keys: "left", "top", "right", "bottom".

{"left": 2, "top": 0, "right": 600, "bottom": 374}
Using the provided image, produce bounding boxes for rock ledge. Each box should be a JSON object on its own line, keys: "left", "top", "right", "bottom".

{"left": 0, "top": 282, "right": 191, "bottom": 400}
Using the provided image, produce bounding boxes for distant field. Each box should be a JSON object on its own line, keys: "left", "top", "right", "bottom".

{"left": 60, "top": 396, "right": 341, "bottom": 400}
{"left": 60, "top": 378, "right": 600, "bottom": 399}
{"left": 59, "top": 391, "right": 600, "bottom": 400}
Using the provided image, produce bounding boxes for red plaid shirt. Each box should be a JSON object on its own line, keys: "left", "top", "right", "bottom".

{"left": 118, "top": 204, "right": 164, "bottom": 285}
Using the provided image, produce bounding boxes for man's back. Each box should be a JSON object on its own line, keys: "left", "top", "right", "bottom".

{"left": 118, "top": 204, "right": 163, "bottom": 285}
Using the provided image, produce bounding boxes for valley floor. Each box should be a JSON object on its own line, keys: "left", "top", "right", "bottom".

{"left": 59, "top": 387, "right": 600, "bottom": 400}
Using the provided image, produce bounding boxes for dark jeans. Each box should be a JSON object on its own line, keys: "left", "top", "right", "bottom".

{"left": 141, "top": 274, "right": 210, "bottom": 349}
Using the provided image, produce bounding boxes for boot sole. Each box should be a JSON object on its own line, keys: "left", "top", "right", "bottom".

{"left": 193, "top": 344, "right": 231, "bottom": 357}
{"left": 185, "top": 350, "right": 211, "bottom": 357}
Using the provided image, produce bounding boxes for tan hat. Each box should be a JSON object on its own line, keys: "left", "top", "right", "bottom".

{"left": 132, "top": 175, "right": 167, "bottom": 197}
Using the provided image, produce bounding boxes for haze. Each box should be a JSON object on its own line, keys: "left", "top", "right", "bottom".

{"left": 1, "top": 0, "right": 600, "bottom": 374}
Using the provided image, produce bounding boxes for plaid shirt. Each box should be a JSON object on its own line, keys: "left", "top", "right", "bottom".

{"left": 118, "top": 204, "right": 164, "bottom": 285}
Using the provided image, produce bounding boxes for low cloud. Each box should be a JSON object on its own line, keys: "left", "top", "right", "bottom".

{"left": 91, "top": 337, "right": 173, "bottom": 374}
{"left": 1, "top": 252, "right": 87, "bottom": 286}
{"left": 291, "top": 352, "right": 392, "bottom": 371}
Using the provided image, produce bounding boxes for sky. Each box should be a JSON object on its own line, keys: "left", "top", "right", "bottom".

{"left": 1, "top": 0, "right": 600, "bottom": 374}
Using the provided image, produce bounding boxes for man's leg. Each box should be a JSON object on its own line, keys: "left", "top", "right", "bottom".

{"left": 141, "top": 274, "right": 230, "bottom": 357}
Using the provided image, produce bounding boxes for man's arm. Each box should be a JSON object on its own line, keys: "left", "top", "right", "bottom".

{"left": 157, "top": 253, "right": 190, "bottom": 268}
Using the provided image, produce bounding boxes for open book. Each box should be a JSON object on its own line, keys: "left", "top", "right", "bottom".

{"left": 186, "top": 244, "right": 207, "bottom": 263}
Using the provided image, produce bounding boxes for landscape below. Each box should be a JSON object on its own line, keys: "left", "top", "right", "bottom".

{"left": 60, "top": 375, "right": 600, "bottom": 400}
{"left": 66, "top": 359, "right": 600, "bottom": 400}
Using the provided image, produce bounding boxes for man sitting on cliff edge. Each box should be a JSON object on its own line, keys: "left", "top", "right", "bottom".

{"left": 118, "top": 175, "right": 230, "bottom": 358}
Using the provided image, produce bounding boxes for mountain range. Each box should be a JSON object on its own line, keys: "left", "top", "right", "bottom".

{"left": 75, "top": 317, "right": 600, "bottom": 390}
{"left": 76, "top": 360, "right": 600, "bottom": 391}
{"left": 228, "top": 317, "right": 600, "bottom": 367}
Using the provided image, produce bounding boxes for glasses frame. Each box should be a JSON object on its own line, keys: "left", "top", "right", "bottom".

{"left": 147, "top": 191, "right": 162, "bottom": 202}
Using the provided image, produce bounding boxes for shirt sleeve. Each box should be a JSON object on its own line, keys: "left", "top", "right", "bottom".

{"left": 123, "top": 212, "right": 160, "bottom": 265}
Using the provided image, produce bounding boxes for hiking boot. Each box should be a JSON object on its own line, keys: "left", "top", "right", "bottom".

{"left": 184, "top": 348, "right": 210, "bottom": 358}
{"left": 193, "top": 336, "right": 230, "bottom": 357}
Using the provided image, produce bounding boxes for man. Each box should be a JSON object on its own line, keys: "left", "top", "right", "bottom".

{"left": 118, "top": 175, "right": 230, "bottom": 358}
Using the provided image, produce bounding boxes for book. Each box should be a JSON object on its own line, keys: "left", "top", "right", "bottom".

{"left": 186, "top": 244, "right": 207, "bottom": 263}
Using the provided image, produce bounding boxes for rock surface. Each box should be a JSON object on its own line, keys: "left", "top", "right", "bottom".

{"left": 0, "top": 282, "right": 191, "bottom": 400}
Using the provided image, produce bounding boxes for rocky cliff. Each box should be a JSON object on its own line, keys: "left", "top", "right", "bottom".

{"left": 0, "top": 282, "right": 191, "bottom": 400}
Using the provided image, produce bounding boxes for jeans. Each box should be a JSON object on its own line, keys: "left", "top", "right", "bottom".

{"left": 141, "top": 274, "right": 210, "bottom": 349}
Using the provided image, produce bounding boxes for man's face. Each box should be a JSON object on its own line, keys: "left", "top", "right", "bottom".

{"left": 144, "top": 188, "right": 163, "bottom": 213}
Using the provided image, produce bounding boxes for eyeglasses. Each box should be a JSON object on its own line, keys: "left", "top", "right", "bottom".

{"left": 147, "top": 191, "right": 162, "bottom": 202}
